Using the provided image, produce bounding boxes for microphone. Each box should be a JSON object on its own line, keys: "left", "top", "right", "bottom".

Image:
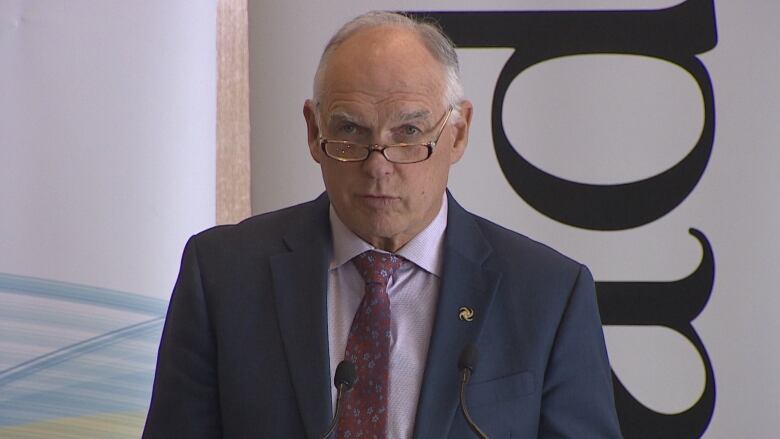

{"left": 458, "top": 344, "right": 489, "bottom": 439}
{"left": 319, "top": 360, "right": 357, "bottom": 439}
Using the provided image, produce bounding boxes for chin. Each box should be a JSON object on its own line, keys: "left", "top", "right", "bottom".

{"left": 359, "top": 220, "right": 405, "bottom": 243}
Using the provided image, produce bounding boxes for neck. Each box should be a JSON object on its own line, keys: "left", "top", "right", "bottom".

{"left": 366, "top": 235, "right": 411, "bottom": 253}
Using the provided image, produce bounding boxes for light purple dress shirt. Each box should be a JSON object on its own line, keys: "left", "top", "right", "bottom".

{"left": 327, "top": 196, "right": 448, "bottom": 439}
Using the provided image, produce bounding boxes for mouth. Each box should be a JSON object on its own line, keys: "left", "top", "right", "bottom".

{"left": 358, "top": 193, "right": 399, "bottom": 208}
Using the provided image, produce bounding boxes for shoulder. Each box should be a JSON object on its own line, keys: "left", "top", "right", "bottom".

{"left": 474, "top": 214, "right": 581, "bottom": 271}
{"left": 188, "top": 194, "right": 330, "bottom": 258}
{"left": 449, "top": 199, "right": 587, "bottom": 292}
{"left": 448, "top": 193, "right": 582, "bottom": 269}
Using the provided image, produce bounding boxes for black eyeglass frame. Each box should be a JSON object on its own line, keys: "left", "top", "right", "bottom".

{"left": 318, "top": 107, "right": 453, "bottom": 164}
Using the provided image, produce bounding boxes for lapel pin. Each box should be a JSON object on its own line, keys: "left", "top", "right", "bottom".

{"left": 458, "top": 307, "right": 475, "bottom": 322}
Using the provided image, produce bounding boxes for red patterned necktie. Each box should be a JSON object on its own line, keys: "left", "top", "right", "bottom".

{"left": 336, "top": 251, "right": 404, "bottom": 439}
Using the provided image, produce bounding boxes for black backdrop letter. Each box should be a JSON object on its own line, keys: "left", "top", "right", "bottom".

{"left": 409, "top": 1, "right": 718, "bottom": 437}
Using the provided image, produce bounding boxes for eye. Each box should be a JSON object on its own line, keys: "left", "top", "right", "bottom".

{"left": 339, "top": 123, "right": 359, "bottom": 135}
{"left": 401, "top": 125, "right": 422, "bottom": 136}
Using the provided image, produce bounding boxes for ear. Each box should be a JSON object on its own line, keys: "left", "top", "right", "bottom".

{"left": 303, "top": 99, "right": 321, "bottom": 163}
{"left": 448, "top": 100, "right": 473, "bottom": 165}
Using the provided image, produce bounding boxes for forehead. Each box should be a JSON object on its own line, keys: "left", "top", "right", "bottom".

{"left": 318, "top": 26, "right": 447, "bottom": 115}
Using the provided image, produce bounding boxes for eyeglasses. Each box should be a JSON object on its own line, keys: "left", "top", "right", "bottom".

{"left": 319, "top": 107, "right": 453, "bottom": 164}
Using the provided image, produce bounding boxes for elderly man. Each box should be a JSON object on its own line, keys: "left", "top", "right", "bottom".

{"left": 143, "top": 11, "right": 622, "bottom": 439}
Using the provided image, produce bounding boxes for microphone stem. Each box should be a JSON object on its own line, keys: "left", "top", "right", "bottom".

{"left": 320, "top": 383, "right": 346, "bottom": 439}
{"left": 459, "top": 369, "right": 490, "bottom": 439}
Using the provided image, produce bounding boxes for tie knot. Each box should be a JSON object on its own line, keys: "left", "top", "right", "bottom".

{"left": 352, "top": 251, "right": 404, "bottom": 286}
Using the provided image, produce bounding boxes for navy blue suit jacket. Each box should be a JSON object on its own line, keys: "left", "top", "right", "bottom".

{"left": 143, "top": 193, "right": 622, "bottom": 438}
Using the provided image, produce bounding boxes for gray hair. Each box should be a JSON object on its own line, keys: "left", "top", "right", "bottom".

{"left": 313, "top": 11, "right": 465, "bottom": 122}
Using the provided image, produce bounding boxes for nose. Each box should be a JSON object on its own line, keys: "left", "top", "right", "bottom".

{"left": 361, "top": 147, "right": 395, "bottom": 178}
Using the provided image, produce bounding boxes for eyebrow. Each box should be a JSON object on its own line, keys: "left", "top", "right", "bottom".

{"left": 326, "top": 109, "right": 432, "bottom": 127}
{"left": 327, "top": 111, "right": 366, "bottom": 126}
{"left": 397, "top": 110, "right": 431, "bottom": 123}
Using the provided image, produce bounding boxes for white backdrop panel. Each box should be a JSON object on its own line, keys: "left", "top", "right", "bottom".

{"left": 249, "top": 1, "right": 780, "bottom": 437}
{"left": 0, "top": 1, "right": 215, "bottom": 437}
{"left": 0, "top": 0, "right": 215, "bottom": 298}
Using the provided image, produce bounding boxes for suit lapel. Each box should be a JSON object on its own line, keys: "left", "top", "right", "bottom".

{"left": 412, "top": 195, "right": 502, "bottom": 439}
{"left": 270, "top": 195, "right": 333, "bottom": 439}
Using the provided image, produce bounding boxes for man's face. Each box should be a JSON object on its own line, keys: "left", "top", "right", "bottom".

{"left": 304, "top": 26, "right": 472, "bottom": 252}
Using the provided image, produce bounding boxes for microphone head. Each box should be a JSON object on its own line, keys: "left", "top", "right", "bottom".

{"left": 334, "top": 360, "right": 357, "bottom": 390}
{"left": 458, "top": 343, "right": 479, "bottom": 373}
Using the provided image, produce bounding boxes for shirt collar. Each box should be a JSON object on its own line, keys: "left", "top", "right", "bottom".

{"left": 329, "top": 194, "right": 448, "bottom": 277}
